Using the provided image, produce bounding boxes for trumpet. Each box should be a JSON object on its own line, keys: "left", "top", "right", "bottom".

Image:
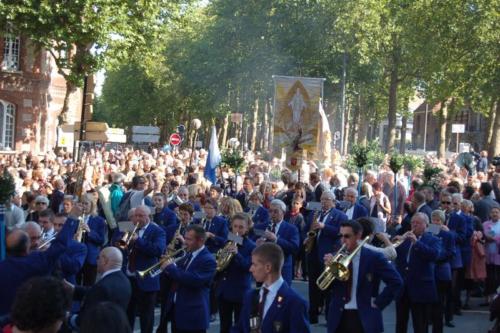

{"left": 137, "top": 247, "right": 187, "bottom": 279}
{"left": 304, "top": 210, "right": 320, "bottom": 253}
{"left": 38, "top": 233, "right": 57, "bottom": 250}
{"left": 391, "top": 231, "right": 414, "bottom": 248}
{"left": 75, "top": 216, "right": 88, "bottom": 243}
{"left": 118, "top": 224, "right": 139, "bottom": 251}
{"left": 316, "top": 236, "right": 370, "bottom": 291}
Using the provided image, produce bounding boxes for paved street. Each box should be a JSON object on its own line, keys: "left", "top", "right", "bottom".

{"left": 136, "top": 280, "right": 491, "bottom": 333}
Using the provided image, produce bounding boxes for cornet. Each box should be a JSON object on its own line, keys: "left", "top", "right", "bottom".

{"left": 316, "top": 236, "right": 370, "bottom": 291}
{"left": 391, "top": 231, "right": 414, "bottom": 248}
{"left": 37, "top": 233, "right": 57, "bottom": 250}
{"left": 137, "top": 247, "right": 187, "bottom": 279}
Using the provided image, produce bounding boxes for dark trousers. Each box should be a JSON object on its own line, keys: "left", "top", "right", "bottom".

{"left": 77, "top": 262, "right": 97, "bottom": 286}
{"left": 127, "top": 278, "right": 157, "bottom": 333}
{"left": 170, "top": 304, "right": 206, "bottom": 333}
{"left": 396, "top": 290, "right": 429, "bottom": 333}
{"left": 335, "top": 309, "right": 364, "bottom": 333}
{"left": 431, "top": 280, "right": 451, "bottom": 333}
{"left": 452, "top": 268, "right": 464, "bottom": 311}
{"left": 219, "top": 298, "right": 242, "bottom": 333}
{"left": 157, "top": 275, "right": 173, "bottom": 333}
{"left": 307, "top": 253, "right": 324, "bottom": 322}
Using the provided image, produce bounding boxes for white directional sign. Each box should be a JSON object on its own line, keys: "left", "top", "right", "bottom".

{"left": 451, "top": 124, "right": 465, "bottom": 133}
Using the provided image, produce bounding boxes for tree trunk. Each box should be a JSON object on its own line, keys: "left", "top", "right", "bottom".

{"left": 437, "top": 102, "right": 447, "bottom": 159}
{"left": 343, "top": 101, "right": 351, "bottom": 153}
{"left": 485, "top": 99, "right": 497, "bottom": 149}
{"left": 488, "top": 100, "right": 500, "bottom": 157}
{"left": 399, "top": 115, "right": 407, "bottom": 154}
{"left": 251, "top": 97, "right": 259, "bottom": 151}
{"left": 445, "top": 98, "right": 456, "bottom": 151}
{"left": 263, "top": 99, "right": 270, "bottom": 152}
{"left": 386, "top": 67, "right": 398, "bottom": 152}
{"left": 268, "top": 100, "right": 274, "bottom": 154}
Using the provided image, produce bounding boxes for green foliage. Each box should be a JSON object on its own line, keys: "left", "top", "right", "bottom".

{"left": 422, "top": 164, "right": 443, "bottom": 191}
{"left": 0, "top": 169, "right": 15, "bottom": 205}
{"left": 389, "top": 153, "right": 405, "bottom": 173}
{"left": 403, "top": 155, "right": 424, "bottom": 173}
{"left": 346, "top": 140, "right": 385, "bottom": 172}
{"left": 221, "top": 149, "right": 246, "bottom": 174}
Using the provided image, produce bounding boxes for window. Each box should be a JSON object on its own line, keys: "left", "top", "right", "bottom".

{"left": 2, "top": 34, "right": 20, "bottom": 71}
{"left": 0, "top": 101, "right": 15, "bottom": 150}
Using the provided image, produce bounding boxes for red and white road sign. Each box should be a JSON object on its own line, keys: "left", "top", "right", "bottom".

{"left": 169, "top": 133, "right": 182, "bottom": 146}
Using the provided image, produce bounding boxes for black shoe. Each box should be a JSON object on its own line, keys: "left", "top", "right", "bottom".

{"left": 445, "top": 321, "right": 455, "bottom": 328}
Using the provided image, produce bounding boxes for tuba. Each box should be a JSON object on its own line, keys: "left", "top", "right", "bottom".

{"left": 304, "top": 210, "right": 320, "bottom": 253}
{"left": 216, "top": 234, "right": 238, "bottom": 272}
{"left": 316, "top": 236, "right": 370, "bottom": 291}
{"left": 137, "top": 247, "right": 187, "bottom": 279}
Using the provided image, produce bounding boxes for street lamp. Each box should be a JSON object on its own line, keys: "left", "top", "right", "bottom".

{"left": 189, "top": 118, "right": 202, "bottom": 170}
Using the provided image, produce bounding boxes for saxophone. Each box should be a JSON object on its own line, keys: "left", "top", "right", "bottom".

{"left": 166, "top": 223, "right": 183, "bottom": 256}
{"left": 304, "top": 210, "right": 320, "bottom": 253}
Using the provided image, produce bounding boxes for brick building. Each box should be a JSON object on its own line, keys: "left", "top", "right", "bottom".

{"left": 412, "top": 102, "right": 488, "bottom": 151}
{"left": 0, "top": 32, "right": 91, "bottom": 153}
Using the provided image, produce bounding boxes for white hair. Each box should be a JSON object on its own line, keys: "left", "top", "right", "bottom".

{"left": 270, "top": 199, "right": 287, "bottom": 213}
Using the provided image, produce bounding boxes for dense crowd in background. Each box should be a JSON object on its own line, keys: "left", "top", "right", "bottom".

{"left": 0, "top": 145, "right": 499, "bottom": 333}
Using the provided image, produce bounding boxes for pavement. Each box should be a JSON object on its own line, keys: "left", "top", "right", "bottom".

{"left": 135, "top": 280, "right": 491, "bottom": 332}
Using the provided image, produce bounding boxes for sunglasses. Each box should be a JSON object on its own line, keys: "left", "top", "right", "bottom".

{"left": 340, "top": 233, "right": 353, "bottom": 239}
{"left": 36, "top": 202, "right": 47, "bottom": 205}
{"left": 441, "top": 201, "right": 451, "bottom": 205}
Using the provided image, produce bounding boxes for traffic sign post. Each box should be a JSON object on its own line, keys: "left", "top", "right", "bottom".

{"left": 169, "top": 133, "right": 182, "bottom": 146}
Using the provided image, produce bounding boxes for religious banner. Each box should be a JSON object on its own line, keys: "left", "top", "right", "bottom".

{"left": 272, "top": 75, "right": 326, "bottom": 170}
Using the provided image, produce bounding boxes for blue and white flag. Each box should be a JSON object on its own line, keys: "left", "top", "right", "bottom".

{"left": 204, "top": 126, "right": 221, "bottom": 184}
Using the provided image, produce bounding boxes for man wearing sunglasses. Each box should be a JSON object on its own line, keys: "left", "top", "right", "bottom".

{"left": 325, "top": 220, "right": 402, "bottom": 333}
{"left": 441, "top": 192, "right": 467, "bottom": 318}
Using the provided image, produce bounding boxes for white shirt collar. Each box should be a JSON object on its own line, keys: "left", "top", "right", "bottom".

{"left": 191, "top": 245, "right": 205, "bottom": 259}
{"left": 417, "top": 203, "right": 426, "bottom": 211}
{"left": 264, "top": 275, "right": 284, "bottom": 293}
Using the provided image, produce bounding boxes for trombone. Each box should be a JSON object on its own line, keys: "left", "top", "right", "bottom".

{"left": 137, "top": 247, "right": 187, "bottom": 279}
{"left": 118, "top": 224, "right": 139, "bottom": 251}
{"left": 316, "top": 236, "right": 370, "bottom": 291}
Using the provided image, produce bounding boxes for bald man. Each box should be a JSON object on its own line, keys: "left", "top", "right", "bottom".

{"left": 21, "top": 221, "right": 43, "bottom": 251}
{"left": 0, "top": 218, "right": 77, "bottom": 321}
{"left": 69, "top": 247, "right": 132, "bottom": 329}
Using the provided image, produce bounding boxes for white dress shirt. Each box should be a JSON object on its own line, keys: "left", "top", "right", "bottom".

{"left": 261, "top": 276, "right": 284, "bottom": 318}
{"left": 346, "top": 205, "right": 355, "bottom": 220}
{"left": 344, "top": 251, "right": 361, "bottom": 310}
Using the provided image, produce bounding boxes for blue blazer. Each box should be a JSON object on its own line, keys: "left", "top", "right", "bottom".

{"left": 352, "top": 203, "right": 369, "bottom": 220}
{"left": 59, "top": 240, "right": 87, "bottom": 284}
{"left": 327, "top": 247, "right": 403, "bottom": 333}
{"left": 0, "top": 218, "right": 77, "bottom": 317}
{"left": 253, "top": 221, "right": 299, "bottom": 285}
{"left": 447, "top": 212, "right": 467, "bottom": 269}
{"left": 306, "top": 208, "right": 348, "bottom": 264}
{"left": 164, "top": 247, "right": 216, "bottom": 331}
{"left": 245, "top": 205, "right": 270, "bottom": 225}
{"left": 460, "top": 214, "right": 474, "bottom": 267}
{"left": 396, "top": 232, "right": 440, "bottom": 303}
{"left": 129, "top": 223, "right": 166, "bottom": 292}
{"left": 435, "top": 229, "right": 455, "bottom": 281}
{"left": 197, "top": 216, "right": 229, "bottom": 253}
{"left": 84, "top": 215, "right": 107, "bottom": 265}
{"left": 231, "top": 281, "right": 310, "bottom": 333}
{"left": 155, "top": 206, "right": 178, "bottom": 228}
{"left": 217, "top": 237, "right": 256, "bottom": 303}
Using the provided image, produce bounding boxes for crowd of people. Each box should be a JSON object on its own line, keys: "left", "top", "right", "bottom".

{"left": 0, "top": 145, "right": 499, "bottom": 333}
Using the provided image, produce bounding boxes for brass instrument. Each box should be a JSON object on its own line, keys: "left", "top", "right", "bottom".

{"left": 38, "top": 233, "right": 57, "bottom": 250}
{"left": 216, "top": 233, "right": 238, "bottom": 272}
{"left": 391, "top": 231, "right": 413, "bottom": 248}
{"left": 137, "top": 247, "right": 187, "bottom": 279}
{"left": 118, "top": 224, "right": 139, "bottom": 251}
{"left": 166, "top": 223, "right": 183, "bottom": 256}
{"left": 316, "top": 236, "right": 370, "bottom": 291}
{"left": 75, "top": 216, "right": 88, "bottom": 243}
{"left": 304, "top": 210, "right": 320, "bottom": 253}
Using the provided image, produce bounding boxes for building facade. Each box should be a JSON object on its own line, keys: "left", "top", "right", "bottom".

{"left": 0, "top": 32, "right": 88, "bottom": 153}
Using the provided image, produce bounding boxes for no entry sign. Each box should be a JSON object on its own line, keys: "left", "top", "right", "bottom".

{"left": 169, "top": 133, "right": 182, "bottom": 146}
